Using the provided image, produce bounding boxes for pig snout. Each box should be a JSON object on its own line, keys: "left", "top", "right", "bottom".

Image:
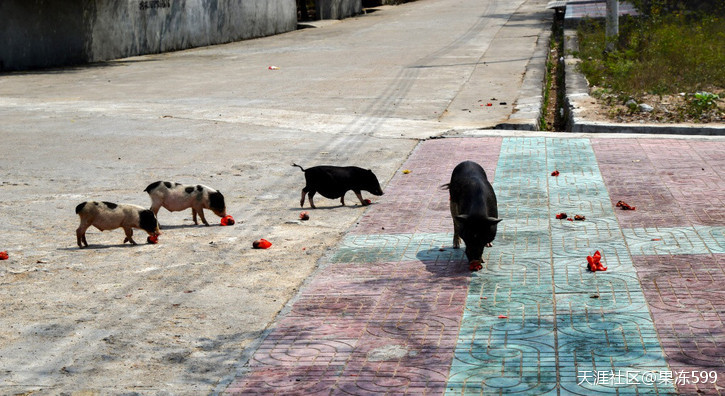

{"left": 364, "top": 170, "right": 384, "bottom": 196}
{"left": 208, "top": 191, "right": 226, "bottom": 218}
{"left": 458, "top": 216, "right": 501, "bottom": 263}
{"left": 139, "top": 209, "right": 161, "bottom": 236}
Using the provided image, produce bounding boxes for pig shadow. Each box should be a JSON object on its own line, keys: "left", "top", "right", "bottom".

{"left": 158, "top": 223, "right": 216, "bottom": 230}
{"left": 288, "top": 202, "right": 375, "bottom": 211}
{"left": 62, "top": 243, "right": 151, "bottom": 251}
{"left": 416, "top": 246, "right": 471, "bottom": 277}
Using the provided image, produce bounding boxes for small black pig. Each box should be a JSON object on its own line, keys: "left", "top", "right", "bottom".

{"left": 144, "top": 181, "right": 226, "bottom": 226}
{"left": 292, "top": 163, "right": 384, "bottom": 209}
{"left": 76, "top": 201, "right": 161, "bottom": 247}
{"left": 444, "top": 161, "right": 501, "bottom": 271}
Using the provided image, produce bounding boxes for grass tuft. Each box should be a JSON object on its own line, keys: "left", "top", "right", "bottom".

{"left": 575, "top": 12, "right": 724, "bottom": 120}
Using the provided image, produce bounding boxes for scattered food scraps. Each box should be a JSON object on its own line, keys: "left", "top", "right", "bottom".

{"left": 587, "top": 250, "right": 607, "bottom": 272}
{"left": 300, "top": 211, "right": 310, "bottom": 221}
{"left": 253, "top": 239, "right": 272, "bottom": 249}
{"left": 0, "top": 251, "right": 8, "bottom": 260}
{"left": 402, "top": 169, "right": 411, "bottom": 174}
{"left": 556, "top": 213, "right": 567, "bottom": 219}
{"left": 469, "top": 260, "right": 482, "bottom": 271}
{"left": 220, "top": 215, "right": 235, "bottom": 226}
{"left": 651, "top": 238, "right": 661, "bottom": 241}
{"left": 363, "top": 199, "right": 372, "bottom": 205}
{"left": 486, "top": 103, "right": 493, "bottom": 107}
{"left": 616, "top": 200, "right": 636, "bottom": 210}
{"left": 498, "top": 315, "right": 508, "bottom": 319}
{"left": 574, "top": 215, "right": 586, "bottom": 221}
{"left": 567, "top": 218, "right": 574, "bottom": 222}
{"left": 268, "top": 66, "right": 279, "bottom": 70}
{"left": 147, "top": 235, "right": 158, "bottom": 244}
{"left": 499, "top": 102, "right": 507, "bottom": 105}
{"left": 551, "top": 170, "right": 560, "bottom": 176}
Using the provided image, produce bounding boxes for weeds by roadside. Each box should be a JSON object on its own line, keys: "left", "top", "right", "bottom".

{"left": 541, "top": 11, "right": 566, "bottom": 131}
{"left": 575, "top": 11, "right": 724, "bottom": 123}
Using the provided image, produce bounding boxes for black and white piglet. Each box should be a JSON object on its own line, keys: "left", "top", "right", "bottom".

{"left": 76, "top": 201, "right": 161, "bottom": 247}
{"left": 144, "top": 181, "right": 226, "bottom": 226}
{"left": 292, "top": 163, "right": 384, "bottom": 209}
{"left": 444, "top": 161, "right": 501, "bottom": 271}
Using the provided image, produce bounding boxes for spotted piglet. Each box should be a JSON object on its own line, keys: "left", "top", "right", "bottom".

{"left": 76, "top": 201, "right": 161, "bottom": 247}
{"left": 144, "top": 181, "right": 226, "bottom": 226}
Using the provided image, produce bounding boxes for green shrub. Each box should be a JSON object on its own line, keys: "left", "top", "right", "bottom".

{"left": 687, "top": 91, "right": 721, "bottom": 117}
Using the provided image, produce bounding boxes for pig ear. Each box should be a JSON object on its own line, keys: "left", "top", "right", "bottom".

{"left": 487, "top": 217, "right": 502, "bottom": 224}
{"left": 455, "top": 214, "right": 469, "bottom": 221}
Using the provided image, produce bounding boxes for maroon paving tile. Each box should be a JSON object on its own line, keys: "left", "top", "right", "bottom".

{"left": 224, "top": 260, "right": 469, "bottom": 395}
{"left": 592, "top": 139, "right": 725, "bottom": 228}
{"left": 634, "top": 254, "right": 725, "bottom": 395}
{"left": 353, "top": 137, "right": 502, "bottom": 235}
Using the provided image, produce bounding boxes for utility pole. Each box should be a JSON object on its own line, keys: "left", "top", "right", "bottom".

{"left": 605, "top": 0, "right": 619, "bottom": 52}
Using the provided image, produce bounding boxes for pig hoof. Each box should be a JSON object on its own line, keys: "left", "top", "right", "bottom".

{"left": 486, "top": 242, "right": 493, "bottom": 248}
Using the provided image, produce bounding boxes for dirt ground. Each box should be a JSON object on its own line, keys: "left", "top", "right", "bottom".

{"left": 0, "top": 113, "right": 416, "bottom": 394}
{"left": 579, "top": 88, "right": 725, "bottom": 124}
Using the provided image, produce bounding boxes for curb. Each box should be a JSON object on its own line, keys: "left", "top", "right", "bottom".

{"left": 563, "top": 27, "right": 725, "bottom": 136}
{"left": 494, "top": 7, "right": 553, "bottom": 131}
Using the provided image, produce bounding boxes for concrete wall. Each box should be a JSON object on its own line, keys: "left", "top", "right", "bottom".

{"left": 317, "top": 0, "right": 361, "bottom": 20}
{"left": 0, "top": 0, "right": 297, "bottom": 71}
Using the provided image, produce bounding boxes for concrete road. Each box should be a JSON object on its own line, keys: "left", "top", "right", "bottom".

{"left": 0, "top": 0, "right": 551, "bottom": 393}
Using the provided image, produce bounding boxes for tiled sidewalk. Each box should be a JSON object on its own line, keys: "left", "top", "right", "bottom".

{"left": 223, "top": 137, "right": 724, "bottom": 395}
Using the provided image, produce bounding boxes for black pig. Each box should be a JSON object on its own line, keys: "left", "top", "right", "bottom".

{"left": 444, "top": 161, "right": 501, "bottom": 271}
{"left": 292, "top": 163, "right": 384, "bottom": 209}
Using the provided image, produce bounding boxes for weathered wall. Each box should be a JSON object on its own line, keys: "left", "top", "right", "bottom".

{"left": 316, "top": 0, "right": 361, "bottom": 20}
{"left": 0, "top": 0, "right": 297, "bottom": 71}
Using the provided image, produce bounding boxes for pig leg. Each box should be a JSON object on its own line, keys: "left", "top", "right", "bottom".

{"left": 453, "top": 232, "right": 461, "bottom": 249}
{"left": 149, "top": 201, "right": 162, "bottom": 216}
{"left": 76, "top": 224, "right": 90, "bottom": 248}
{"left": 452, "top": 221, "right": 462, "bottom": 249}
{"left": 149, "top": 204, "right": 164, "bottom": 230}
{"left": 354, "top": 191, "right": 368, "bottom": 206}
{"left": 300, "top": 189, "right": 307, "bottom": 207}
{"left": 123, "top": 227, "right": 137, "bottom": 245}
{"left": 307, "top": 191, "right": 317, "bottom": 209}
{"left": 196, "top": 208, "right": 210, "bottom": 226}
{"left": 192, "top": 208, "right": 199, "bottom": 225}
